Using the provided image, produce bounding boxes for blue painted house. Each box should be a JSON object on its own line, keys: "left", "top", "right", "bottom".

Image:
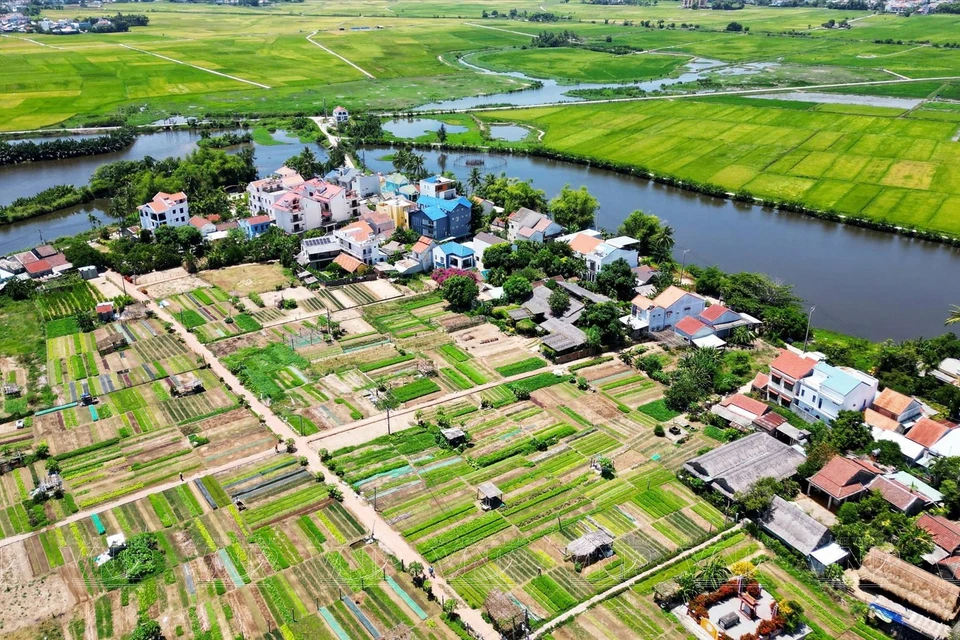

{"left": 410, "top": 195, "right": 472, "bottom": 240}
{"left": 432, "top": 241, "right": 476, "bottom": 270}
{"left": 238, "top": 215, "right": 274, "bottom": 239}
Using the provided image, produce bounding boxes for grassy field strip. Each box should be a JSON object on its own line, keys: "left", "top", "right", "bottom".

{"left": 117, "top": 44, "right": 272, "bottom": 89}
{"left": 0, "top": 33, "right": 64, "bottom": 49}
{"left": 462, "top": 21, "right": 538, "bottom": 38}
{"left": 306, "top": 31, "right": 375, "bottom": 79}
{"left": 411, "top": 74, "right": 960, "bottom": 115}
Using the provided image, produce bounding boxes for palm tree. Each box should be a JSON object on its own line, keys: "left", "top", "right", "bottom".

{"left": 468, "top": 167, "right": 482, "bottom": 194}
{"left": 696, "top": 557, "right": 731, "bottom": 592}
{"left": 650, "top": 225, "right": 675, "bottom": 264}
{"left": 87, "top": 212, "right": 99, "bottom": 230}
{"left": 727, "top": 325, "right": 756, "bottom": 347}
{"left": 674, "top": 568, "right": 700, "bottom": 601}
{"left": 947, "top": 305, "right": 960, "bottom": 326}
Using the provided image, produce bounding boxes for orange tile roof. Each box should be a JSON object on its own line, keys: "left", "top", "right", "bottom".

{"left": 770, "top": 349, "right": 817, "bottom": 381}
{"left": 631, "top": 294, "right": 654, "bottom": 309}
{"left": 189, "top": 216, "right": 211, "bottom": 230}
{"left": 653, "top": 285, "right": 697, "bottom": 309}
{"left": 568, "top": 233, "right": 603, "bottom": 255}
{"left": 338, "top": 220, "right": 375, "bottom": 243}
{"left": 720, "top": 393, "right": 769, "bottom": 418}
{"left": 333, "top": 252, "right": 363, "bottom": 273}
{"left": 24, "top": 259, "right": 52, "bottom": 274}
{"left": 411, "top": 236, "right": 433, "bottom": 254}
{"left": 907, "top": 417, "right": 952, "bottom": 448}
{"left": 873, "top": 387, "right": 916, "bottom": 417}
{"left": 864, "top": 408, "right": 902, "bottom": 432}
{"left": 752, "top": 372, "right": 769, "bottom": 390}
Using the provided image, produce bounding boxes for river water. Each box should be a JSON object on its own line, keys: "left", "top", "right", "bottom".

{"left": 364, "top": 146, "right": 960, "bottom": 342}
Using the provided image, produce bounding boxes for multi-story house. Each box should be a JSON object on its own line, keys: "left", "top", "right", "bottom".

{"left": 622, "top": 285, "right": 706, "bottom": 334}
{"left": 794, "top": 362, "right": 879, "bottom": 425}
{"left": 507, "top": 207, "right": 563, "bottom": 243}
{"left": 272, "top": 192, "right": 313, "bottom": 234}
{"left": 433, "top": 241, "right": 475, "bottom": 270}
{"left": 764, "top": 349, "right": 819, "bottom": 409}
{"left": 866, "top": 387, "right": 924, "bottom": 433}
{"left": 333, "top": 106, "right": 349, "bottom": 125}
{"left": 246, "top": 168, "right": 304, "bottom": 215}
{"left": 333, "top": 220, "right": 385, "bottom": 265}
{"left": 138, "top": 191, "right": 189, "bottom": 231}
{"left": 409, "top": 196, "right": 472, "bottom": 240}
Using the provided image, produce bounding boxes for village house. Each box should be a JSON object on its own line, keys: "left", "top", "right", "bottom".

{"left": 682, "top": 433, "right": 806, "bottom": 499}
{"left": 138, "top": 191, "right": 189, "bottom": 231}
{"left": 237, "top": 215, "right": 273, "bottom": 239}
{"left": 332, "top": 105, "right": 349, "bottom": 125}
{"left": 393, "top": 235, "right": 437, "bottom": 275}
{"left": 359, "top": 208, "right": 396, "bottom": 238}
{"left": 794, "top": 362, "right": 878, "bottom": 425}
{"left": 760, "top": 496, "right": 848, "bottom": 576}
{"left": 805, "top": 455, "right": 881, "bottom": 510}
{"left": 917, "top": 513, "right": 960, "bottom": 570}
{"left": 334, "top": 220, "right": 386, "bottom": 266}
{"left": 622, "top": 285, "right": 706, "bottom": 335}
{"left": 471, "top": 196, "right": 504, "bottom": 220}
{"left": 931, "top": 358, "right": 960, "bottom": 387}
{"left": 246, "top": 168, "right": 304, "bottom": 216}
{"left": 560, "top": 230, "right": 640, "bottom": 279}
{"left": 189, "top": 216, "right": 217, "bottom": 238}
{"left": 865, "top": 387, "right": 924, "bottom": 433}
{"left": 471, "top": 232, "right": 506, "bottom": 266}
{"left": 409, "top": 177, "right": 472, "bottom": 240}
{"left": 296, "top": 235, "right": 341, "bottom": 269}
{"left": 381, "top": 172, "right": 410, "bottom": 196}
{"left": 333, "top": 252, "right": 364, "bottom": 275}
{"left": 326, "top": 166, "right": 379, "bottom": 197}
{"left": 507, "top": 208, "right": 563, "bottom": 243}
{"left": 909, "top": 417, "right": 955, "bottom": 452}
{"left": 710, "top": 393, "right": 774, "bottom": 429}
{"left": 432, "top": 241, "right": 475, "bottom": 270}
{"left": 375, "top": 197, "right": 416, "bottom": 231}
{"left": 762, "top": 348, "right": 820, "bottom": 409}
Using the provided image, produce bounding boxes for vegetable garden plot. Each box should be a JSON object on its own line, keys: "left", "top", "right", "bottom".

{"left": 36, "top": 280, "right": 105, "bottom": 321}
{"left": 132, "top": 335, "right": 188, "bottom": 362}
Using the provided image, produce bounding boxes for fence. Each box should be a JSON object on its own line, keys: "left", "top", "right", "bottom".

{"left": 552, "top": 347, "right": 599, "bottom": 365}
{"left": 323, "top": 274, "right": 378, "bottom": 288}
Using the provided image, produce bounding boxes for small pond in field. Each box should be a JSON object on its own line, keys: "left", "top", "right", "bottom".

{"left": 488, "top": 125, "right": 531, "bottom": 142}
{"left": 383, "top": 118, "right": 468, "bottom": 139}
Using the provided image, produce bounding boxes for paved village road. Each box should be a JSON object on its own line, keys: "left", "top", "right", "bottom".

{"left": 106, "top": 271, "right": 503, "bottom": 639}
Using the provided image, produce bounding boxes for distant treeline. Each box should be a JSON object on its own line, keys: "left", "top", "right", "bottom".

{"left": 531, "top": 30, "right": 580, "bottom": 47}
{"left": 0, "top": 185, "right": 94, "bottom": 225}
{"left": 196, "top": 131, "right": 253, "bottom": 148}
{"left": 937, "top": 1, "right": 960, "bottom": 12}
{"left": 0, "top": 128, "right": 135, "bottom": 166}
{"left": 81, "top": 13, "right": 150, "bottom": 31}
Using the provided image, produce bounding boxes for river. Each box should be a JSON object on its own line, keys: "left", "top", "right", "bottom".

{"left": 364, "top": 146, "right": 960, "bottom": 342}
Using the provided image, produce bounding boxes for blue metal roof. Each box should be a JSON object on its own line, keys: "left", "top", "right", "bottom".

{"left": 438, "top": 241, "right": 474, "bottom": 257}
{"left": 815, "top": 362, "right": 861, "bottom": 396}
{"left": 422, "top": 176, "right": 439, "bottom": 183}
{"left": 416, "top": 206, "right": 446, "bottom": 222}
{"left": 417, "top": 195, "right": 470, "bottom": 212}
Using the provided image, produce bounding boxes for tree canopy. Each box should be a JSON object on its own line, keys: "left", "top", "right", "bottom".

{"left": 548, "top": 184, "right": 598, "bottom": 232}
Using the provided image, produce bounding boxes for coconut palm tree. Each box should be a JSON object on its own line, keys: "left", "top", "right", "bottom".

{"left": 468, "top": 167, "right": 482, "bottom": 194}
{"left": 650, "top": 225, "right": 675, "bottom": 264}
{"left": 696, "top": 557, "right": 731, "bottom": 592}
{"left": 947, "top": 305, "right": 960, "bottom": 326}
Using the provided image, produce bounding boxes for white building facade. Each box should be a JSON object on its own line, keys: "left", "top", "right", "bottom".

{"left": 138, "top": 192, "right": 189, "bottom": 231}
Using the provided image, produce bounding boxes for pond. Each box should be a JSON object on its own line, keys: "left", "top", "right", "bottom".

{"left": 383, "top": 118, "right": 468, "bottom": 139}
{"left": 363, "top": 145, "right": 960, "bottom": 342}
{"left": 488, "top": 125, "right": 531, "bottom": 142}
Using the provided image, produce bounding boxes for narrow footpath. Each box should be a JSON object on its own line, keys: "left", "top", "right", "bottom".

{"left": 106, "top": 271, "right": 502, "bottom": 639}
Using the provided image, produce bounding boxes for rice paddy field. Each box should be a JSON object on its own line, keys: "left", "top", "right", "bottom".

{"left": 0, "top": 453, "right": 454, "bottom": 640}
{"left": 323, "top": 357, "right": 725, "bottom": 629}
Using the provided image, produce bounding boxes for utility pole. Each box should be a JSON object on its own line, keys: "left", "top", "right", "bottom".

{"left": 678, "top": 249, "right": 690, "bottom": 286}
{"left": 386, "top": 406, "right": 391, "bottom": 436}
{"left": 802, "top": 305, "right": 816, "bottom": 354}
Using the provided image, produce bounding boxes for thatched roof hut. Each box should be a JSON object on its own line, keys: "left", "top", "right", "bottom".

{"left": 860, "top": 548, "right": 960, "bottom": 621}
{"left": 565, "top": 530, "right": 615, "bottom": 562}
{"left": 484, "top": 590, "right": 524, "bottom": 637}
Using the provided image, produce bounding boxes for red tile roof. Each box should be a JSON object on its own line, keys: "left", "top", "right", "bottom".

{"left": 245, "top": 215, "right": 272, "bottom": 225}
{"left": 720, "top": 393, "right": 769, "bottom": 418}
{"left": 674, "top": 315, "right": 707, "bottom": 336}
{"left": 24, "top": 259, "right": 51, "bottom": 274}
{"left": 411, "top": 236, "right": 434, "bottom": 254}
{"left": 45, "top": 253, "right": 69, "bottom": 268}
{"left": 16, "top": 251, "right": 38, "bottom": 265}
{"left": 33, "top": 244, "right": 57, "bottom": 258}
{"left": 96, "top": 302, "right": 113, "bottom": 313}
{"left": 867, "top": 476, "right": 922, "bottom": 512}
{"left": 873, "top": 388, "right": 917, "bottom": 418}
{"left": 189, "top": 216, "right": 212, "bottom": 230}
{"left": 770, "top": 349, "right": 817, "bottom": 381}
{"left": 919, "top": 514, "right": 960, "bottom": 554}
{"left": 700, "top": 304, "right": 730, "bottom": 323}
{"left": 751, "top": 372, "right": 769, "bottom": 391}
{"left": 205, "top": 214, "right": 221, "bottom": 223}
{"left": 808, "top": 456, "right": 879, "bottom": 500}
{"left": 908, "top": 417, "right": 953, "bottom": 448}
{"left": 568, "top": 233, "right": 602, "bottom": 255}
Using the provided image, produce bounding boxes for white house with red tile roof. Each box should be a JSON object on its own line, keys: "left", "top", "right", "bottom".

{"left": 711, "top": 392, "right": 772, "bottom": 428}
{"left": 247, "top": 176, "right": 291, "bottom": 215}
{"left": 333, "top": 220, "right": 385, "bottom": 265}
{"left": 189, "top": 216, "right": 216, "bottom": 238}
{"left": 763, "top": 348, "right": 819, "bottom": 409}
{"left": 907, "top": 417, "right": 953, "bottom": 450}
{"left": 138, "top": 191, "right": 189, "bottom": 231}
{"left": 622, "top": 285, "right": 706, "bottom": 333}
{"left": 806, "top": 455, "right": 881, "bottom": 510}
{"left": 333, "top": 106, "right": 349, "bottom": 125}
{"left": 869, "top": 387, "right": 924, "bottom": 432}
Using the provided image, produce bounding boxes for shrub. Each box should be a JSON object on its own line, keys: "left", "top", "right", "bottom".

{"left": 654, "top": 424, "right": 665, "bottom": 437}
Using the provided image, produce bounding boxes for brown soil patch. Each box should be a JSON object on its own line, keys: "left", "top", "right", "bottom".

{"left": 0, "top": 543, "right": 77, "bottom": 636}
{"left": 145, "top": 274, "right": 210, "bottom": 300}
{"left": 199, "top": 263, "right": 290, "bottom": 296}
{"left": 208, "top": 331, "right": 270, "bottom": 357}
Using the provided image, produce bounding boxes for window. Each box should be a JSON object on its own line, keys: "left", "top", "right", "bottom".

{"left": 818, "top": 398, "right": 823, "bottom": 409}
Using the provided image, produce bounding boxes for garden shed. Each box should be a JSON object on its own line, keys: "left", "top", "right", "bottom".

{"left": 440, "top": 427, "right": 466, "bottom": 447}
{"left": 2, "top": 382, "right": 20, "bottom": 397}
{"left": 94, "top": 328, "right": 127, "bottom": 355}
{"left": 172, "top": 373, "right": 203, "bottom": 396}
{"left": 477, "top": 482, "right": 503, "bottom": 510}
{"left": 565, "top": 529, "right": 615, "bottom": 564}
{"left": 485, "top": 589, "right": 525, "bottom": 639}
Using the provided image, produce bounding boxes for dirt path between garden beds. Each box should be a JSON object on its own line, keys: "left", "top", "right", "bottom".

{"left": 531, "top": 524, "right": 744, "bottom": 638}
